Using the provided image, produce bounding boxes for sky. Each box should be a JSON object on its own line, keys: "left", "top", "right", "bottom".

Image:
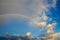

{"left": 0, "top": 0, "right": 60, "bottom": 37}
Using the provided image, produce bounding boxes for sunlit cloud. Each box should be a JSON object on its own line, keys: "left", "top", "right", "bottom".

{"left": 26, "top": 32, "right": 31, "bottom": 36}
{"left": 36, "top": 22, "right": 46, "bottom": 28}
{"left": 46, "top": 22, "right": 57, "bottom": 34}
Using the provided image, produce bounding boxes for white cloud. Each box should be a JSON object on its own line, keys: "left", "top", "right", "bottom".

{"left": 37, "top": 22, "right": 47, "bottom": 27}
{"left": 46, "top": 22, "right": 57, "bottom": 34}
{"left": 29, "top": 0, "right": 57, "bottom": 27}
{"left": 26, "top": 32, "right": 31, "bottom": 36}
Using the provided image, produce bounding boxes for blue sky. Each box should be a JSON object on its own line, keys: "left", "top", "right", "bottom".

{"left": 0, "top": 0, "right": 60, "bottom": 37}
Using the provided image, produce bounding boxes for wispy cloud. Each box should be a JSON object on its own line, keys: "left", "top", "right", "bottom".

{"left": 29, "top": 0, "right": 57, "bottom": 27}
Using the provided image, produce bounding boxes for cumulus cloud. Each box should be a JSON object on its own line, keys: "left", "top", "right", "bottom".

{"left": 26, "top": 32, "right": 31, "bottom": 36}
{"left": 46, "top": 22, "right": 57, "bottom": 33}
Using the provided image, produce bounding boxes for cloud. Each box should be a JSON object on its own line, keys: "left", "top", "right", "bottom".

{"left": 40, "top": 32, "right": 60, "bottom": 40}
{"left": 46, "top": 22, "right": 57, "bottom": 34}
{"left": 53, "top": 0, "right": 57, "bottom": 8}
{"left": 0, "top": 0, "right": 57, "bottom": 36}
{"left": 28, "top": 0, "right": 57, "bottom": 27}
{"left": 0, "top": 0, "right": 57, "bottom": 18}
{"left": 37, "top": 22, "right": 46, "bottom": 27}
{"left": 26, "top": 32, "right": 31, "bottom": 36}
{"left": 46, "top": 24, "right": 54, "bottom": 34}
